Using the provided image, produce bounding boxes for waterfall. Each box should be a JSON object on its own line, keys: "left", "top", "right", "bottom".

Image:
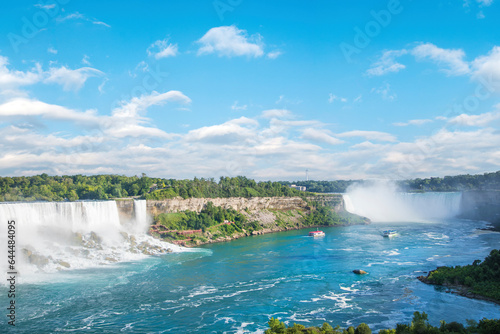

{"left": 133, "top": 200, "right": 148, "bottom": 233}
{"left": 343, "top": 182, "right": 462, "bottom": 222}
{"left": 0, "top": 200, "right": 181, "bottom": 276}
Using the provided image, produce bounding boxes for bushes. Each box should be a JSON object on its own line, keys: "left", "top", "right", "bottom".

{"left": 264, "top": 313, "right": 500, "bottom": 334}
{"left": 155, "top": 202, "right": 247, "bottom": 231}
{"left": 425, "top": 249, "right": 500, "bottom": 302}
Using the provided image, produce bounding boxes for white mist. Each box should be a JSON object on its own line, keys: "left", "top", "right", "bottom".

{"left": 343, "top": 181, "right": 462, "bottom": 222}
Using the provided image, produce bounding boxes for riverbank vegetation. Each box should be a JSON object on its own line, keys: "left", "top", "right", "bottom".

{"left": 265, "top": 311, "right": 500, "bottom": 334}
{"left": 419, "top": 249, "right": 500, "bottom": 303}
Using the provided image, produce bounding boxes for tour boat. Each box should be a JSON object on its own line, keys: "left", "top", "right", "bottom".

{"left": 309, "top": 230, "right": 325, "bottom": 237}
{"left": 382, "top": 230, "right": 398, "bottom": 237}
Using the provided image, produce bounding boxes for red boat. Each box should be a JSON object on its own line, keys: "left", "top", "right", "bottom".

{"left": 308, "top": 230, "right": 325, "bottom": 237}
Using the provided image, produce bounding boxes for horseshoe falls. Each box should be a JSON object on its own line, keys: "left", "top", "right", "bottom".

{"left": 343, "top": 182, "right": 462, "bottom": 222}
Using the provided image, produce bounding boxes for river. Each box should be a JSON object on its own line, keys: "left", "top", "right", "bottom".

{"left": 2, "top": 216, "right": 500, "bottom": 333}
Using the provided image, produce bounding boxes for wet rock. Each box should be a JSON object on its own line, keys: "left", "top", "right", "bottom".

{"left": 120, "top": 231, "right": 129, "bottom": 240}
{"left": 353, "top": 269, "right": 368, "bottom": 275}
{"left": 105, "top": 256, "right": 118, "bottom": 262}
{"left": 80, "top": 249, "right": 90, "bottom": 257}
{"left": 73, "top": 232, "right": 83, "bottom": 245}
{"left": 130, "top": 235, "right": 137, "bottom": 246}
{"left": 59, "top": 261, "right": 71, "bottom": 268}
{"left": 26, "top": 252, "right": 49, "bottom": 267}
{"left": 22, "top": 248, "right": 32, "bottom": 258}
{"left": 89, "top": 232, "right": 102, "bottom": 244}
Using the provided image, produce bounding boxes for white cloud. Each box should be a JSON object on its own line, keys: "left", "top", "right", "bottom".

{"left": 261, "top": 109, "right": 291, "bottom": 119}
{"left": 57, "top": 12, "right": 111, "bottom": 28}
{"left": 0, "top": 98, "right": 99, "bottom": 125}
{"left": 197, "top": 26, "right": 264, "bottom": 58}
{"left": 44, "top": 66, "right": 104, "bottom": 91}
{"left": 471, "top": 46, "right": 500, "bottom": 92}
{"left": 112, "top": 90, "right": 191, "bottom": 119}
{"left": 338, "top": 130, "right": 397, "bottom": 142}
{"left": 411, "top": 43, "right": 470, "bottom": 75}
{"left": 82, "top": 55, "right": 91, "bottom": 65}
{"left": 34, "top": 3, "right": 56, "bottom": 10}
{"left": 301, "top": 128, "right": 344, "bottom": 145}
{"left": 0, "top": 56, "right": 42, "bottom": 88}
{"left": 47, "top": 47, "right": 58, "bottom": 54}
{"left": 477, "top": 0, "right": 493, "bottom": 6}
{"left": 267, "top": 50, "right": 282, "bottom": 59}
{"left": 185, "top": 117, "right": 258, "bottom": 143}
{"left": 93, "top": 21, "right": 111, "bottom": 28}
{"left": 231, "top": 101, "right": 247, "bottom": 111}
{"left": 366, "top": 49, "right": 408, "bottom": 76}
{"left": 98, "top": 78, "right": 108, "bottom": 94}
{"left": 328, "top": 93, "right": 347, "bottom": 103}
{"left": 57, "top": 12, "right": 85, "bottom": 22}
{"left": 147, "top": 39, "right": 179, "bottom": 59}
{"left": 448, "top": 109, "right": 500, "bottom": 126}
{"left": 393, "top": 119, "right": 433, "bottom": 126}
{"left": 2, "top": 99, "right": 500, "bottom": 179}
{"left": 372, "top": 83, "right": 397, "bottom": 101}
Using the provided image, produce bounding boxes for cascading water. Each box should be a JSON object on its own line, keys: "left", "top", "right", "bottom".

{"left": 343, "top": 181, "right": 462, "bottom": 222}
{"left": 132, "top": 199, "right": 149, "bottom": 233}
{"left": 0, "top": 200, "right": 181, "bottom": 278}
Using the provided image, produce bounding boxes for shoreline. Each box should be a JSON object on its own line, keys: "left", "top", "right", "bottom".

{"left": 159, "top": 220, "right": 370, "bottom": 248}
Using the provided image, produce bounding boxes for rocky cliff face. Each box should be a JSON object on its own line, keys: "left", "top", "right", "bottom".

{"left": 460, "top": 190, "right": 500, "bottom": 228}
{"left": 115, "top": 195, "right": 345, "bottom": 218}
{"left": 147, "top": 196, "right": 312, "bottom": 216}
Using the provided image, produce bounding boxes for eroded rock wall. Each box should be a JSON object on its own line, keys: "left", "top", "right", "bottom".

{"left": 115, "top": 195, "right": 345, "bottom": 218}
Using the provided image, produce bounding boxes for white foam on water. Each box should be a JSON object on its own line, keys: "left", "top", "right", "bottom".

{"left": 0, "top": 200, "right": 190, "bottom": 283}
{"left": 188, "top": 285, "right": 218, "bottom": 298}
{"left": 234, "top": 322, "right": 255, "bottom": 334}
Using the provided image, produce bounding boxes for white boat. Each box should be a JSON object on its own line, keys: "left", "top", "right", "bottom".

{"left": 382, "top": 230, "right": 397, "bottom": 237}
{"left": 309, "top": 230, "right": 325, "bottom": 237}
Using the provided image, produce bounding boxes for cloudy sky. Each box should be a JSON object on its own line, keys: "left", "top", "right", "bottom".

{"left": 0, "top": 0, "right": 499, "bottom": 181}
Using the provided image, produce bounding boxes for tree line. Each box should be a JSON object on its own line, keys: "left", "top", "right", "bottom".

{"left": 282, "top": 170, "right": 500, "bottom": 193}
{"left": 1, "top": 170, "right": 498, "bottom": 202}
{"left": 0, "top": 174, "right": 307, "bottom": 202}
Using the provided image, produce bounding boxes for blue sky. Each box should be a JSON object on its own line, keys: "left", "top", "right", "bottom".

{"left": 0, "top": 0, "right": 499, "bottom": 181}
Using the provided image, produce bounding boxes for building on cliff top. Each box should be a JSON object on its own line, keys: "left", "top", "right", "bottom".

{"left": 290, "top": 184, "right": 307, "bottom": 192}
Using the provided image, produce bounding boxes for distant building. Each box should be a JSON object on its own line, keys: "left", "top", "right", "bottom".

{"left": 149, "top": 184, "right": 158, "bottom": 192}
{"left": 290, "top": 184, "right": 307, "bottom": 192}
